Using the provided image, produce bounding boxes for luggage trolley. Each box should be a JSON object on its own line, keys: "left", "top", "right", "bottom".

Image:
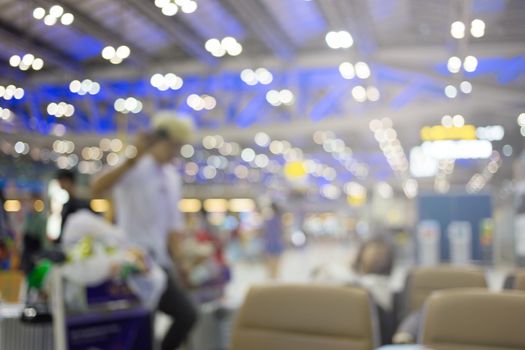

{"left": 51, "top": 267, "right": 153, "bottom": 350}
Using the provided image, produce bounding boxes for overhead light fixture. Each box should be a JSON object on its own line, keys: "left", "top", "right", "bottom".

{"left": 0, "top": 107, "right": 13, "bottom": 121}
{"left": 463, "top": 55, "right": 478, "bottom": 73}
{"left": 266, "top": 89, "right": 294, "bottom": 106}
{"left": 187, "top": 94, "right": 216, "bottom": 111}
{"left": 114, "top": 97, "right": 143, "bottom": 114}
{"left": 69, "top": 79, "right": 100, "bottom": 95}
{"left": 154, "top": 0, "right": 198, "bottom": 16}
{"left": 33, "top": 5, "right": 75, "bottom": 26}
{"left": 101, "top": 45, "right": 130, "bottom": 64}
{"left": 205, "top": 37, "right": 243, "bottom": 57}
{"left": 450, "top": 21, "right": 466, "bottom": 39}
{"left": 444, "top": 85, "right": 458, "bottom": 98}
{"left": 470, "top": 19, "right": 486, "bottom": 38}
{"left": 325, "top": 30, "right": 353, "bottom": 49}
{"left": 47, "top": 102, "right": 75, "bottom": 118}
{"left": 240, "top": 68, "right": 273, "bottom": 85}
{"left": 339, "top": 62, "right": 355, "bottom": 79}
{"left": 150, "top": 73, "right": 184, "bottom": 91}
{"left": 9, "top": 54, "right": 44, "bottom": 71}
{"left": 0, "top": 84, "right": 24, "bottom": 100}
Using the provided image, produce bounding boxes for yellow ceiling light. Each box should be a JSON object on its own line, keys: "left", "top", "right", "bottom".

{"left": 420, "top": 125, "right": 477, "bottom": 141}
{"left": 90, "top": 199, "right": 111, "bottom": 213}
{"left": 178, "top": 199, "right": 202, "bottom": 213}
{"left": 3, "top": 200, "right": 21, "bottom": 212}
{"left": 347, "top": 194, "right": 367, "bottom": 207}
{"left": 203, "top": 198, "right": 228, "bottom": 213}
{"left": 284, "top": 161, "right": 307, "bottom": 179}
{"left": 229, "top": 198, "right": 255, "bottom": 212}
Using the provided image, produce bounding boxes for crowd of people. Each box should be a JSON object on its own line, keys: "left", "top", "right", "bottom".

{"left": 0, "top": 113, "right": 408, "bottom": 349}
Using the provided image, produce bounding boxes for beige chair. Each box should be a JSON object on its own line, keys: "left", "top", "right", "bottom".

{"left": 421, "top": 289, "right": 525, "bottom": 350}
{"left": 513, "top": 270, "right": 525, "bottom": 290}
{"left": 408, "top": 266, "right": 486, "bottom": 312}
{"left": 230, "top": 284, "right": 379, "bottom": 350}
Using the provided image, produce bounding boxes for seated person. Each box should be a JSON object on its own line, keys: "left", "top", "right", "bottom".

{"left": 312, "top": 237, "right": 395, "bottom": 344}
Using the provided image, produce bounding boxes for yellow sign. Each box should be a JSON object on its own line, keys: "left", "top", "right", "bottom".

{"left": 420, "top": 125, "right": 477, "bottom": 141}
{"left": 284, "top": 161, "right": 307, "bottom": 179}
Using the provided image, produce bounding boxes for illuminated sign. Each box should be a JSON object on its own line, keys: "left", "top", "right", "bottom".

{"left": 421, "top": 125, "right": 476, "bottom": 141}
{"left": 421, "top": 140, "right": 493, "bottom": 160}
{"left": 421, "top": 125, "right": 504, "bottom": 142}
{"left": 410, "top": 146, "right": 438, "bottom": 178}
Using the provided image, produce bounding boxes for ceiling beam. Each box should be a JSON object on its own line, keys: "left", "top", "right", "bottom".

{"left": 33, "top": 0, "right": 150, "bottom": 67}
{"left": 28, "top": 41, "right": 525, "bottom": 83}
{"left": 126, "top": 0, "right": 216, "bottom": 65}
{"left": 221, "top": 0, "right": 295, "bottom": 59}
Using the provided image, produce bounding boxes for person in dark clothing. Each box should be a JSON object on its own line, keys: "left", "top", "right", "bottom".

{"left": 55, "top": 169, "right": 91, "bottom": 242}
{"left": 21, "top": 192, "right": 47, "bottom": 274}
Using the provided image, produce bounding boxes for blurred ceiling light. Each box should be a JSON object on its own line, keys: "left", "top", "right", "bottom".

{"left": 339, "top": 62, "right": 355, "bottom": 79}
{"left": 178, "top": 199, "right": 201, "bottom": 213}
{"left": 33, "top": 5, "right": 74, "bottom": 26}
{"left": 366, "top": 86, "right": 380, "bottom": 102}
{"left": 69, "top": 79, "right": 100, "bottom": 95}
{"left": 463, "top": 55, "right": 478, "bottom": 73}
{"left": 9, "top": 54, "right": 44, "bottom": 71}
{"left": 518, "top": 113, "right": 525, "bottom": 127}
{"left": 205, "top": 37, "right": 242, "bottom": 57}
{"left": 114, "top": 97, "right": 143, "bottom": 114}
{"left": 325, "top": 30, "right": 353, "bottom": 49}
{"left": 0, "top": 84, "right": 24, "bottom": 101}
{"left": 203, "top": 198, "right": 228, "bottom": 212}
{"left": 403, "top": 179, "right": 418, "bottom": 198}
{"left": 241, "top": 68, "right": 273, "bottom": 85}
{"left": 352, "top": 85, "right": 367, "bottom": 102}
{"left": 229, "top": 198, "right": 255, "bottom": 212}
{"left": 441, "top": 115, "right": 453, "bottom": 127}
{"left": 450, "top": 21, "right": 466, "bottom": 39}
{"left": 101, "top": 45, "right": 130, "bottom": 64}
{"left": 150, "top": 73, "right": 183, "bottom": 91}
{"left": 447, "top": 56, "right": 462, "bottom": 73}
{"left": 180, "top": 144, "right": 195, "bottom": 158}
{"left": 47, "top": 102, "right": 75, "bottom": 118}
{"left": 155, "top": 0, "right": 197, "bottom": 15}
{"left": 254, "top": 132, "right": 271, "bottom": 147}
{"left": 241, "top": 148, "right": 256, "bottom": 162}
{"left": 0, "top": 107, "right": 13, "bottom": 121}
{"left": 266, "top": 89, "right": 294, "bottom": 106}
{"left": 452, "top": 114, "right": 465, "bottom": 127}
{"left": 444, "top": 85, "right": 457, "bottom": 98}
{"left": 4, "top": 200, "right": 21, "bottom": 212}
{"left": 470, "top": 19, "right": 486, "bottom": 38}
{"left": 187, "top": 94, "right": 216, "bottom": 111}
{"left": 459, "top": 80, "right": 472, "bottom": 94}
{"left": 376, "top": 182, "right": 393, "bottom": 199}
{"left": 354, "top": 62, "right": 371, "bottom": 79}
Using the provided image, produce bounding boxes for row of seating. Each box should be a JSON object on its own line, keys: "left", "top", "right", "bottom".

{"left": 399, "top": 266, "right": 525, "bottom": 320}
{"left": 230, "top": 284, "right": 525, "bottom": 350}
{"left": 229, "top": 266, "right": 525, "bottom": 350}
